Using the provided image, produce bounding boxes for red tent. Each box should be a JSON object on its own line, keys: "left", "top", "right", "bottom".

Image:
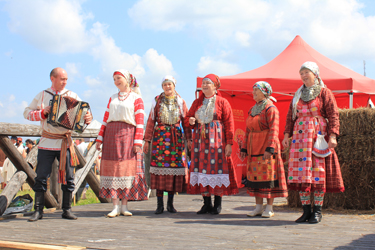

{"left": 196, "top": 35, "right": 375, "bottom": 185}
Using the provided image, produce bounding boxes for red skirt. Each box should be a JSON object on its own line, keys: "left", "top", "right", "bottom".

{"left": 99, "top": 121, "right": 148, "bottom": 201}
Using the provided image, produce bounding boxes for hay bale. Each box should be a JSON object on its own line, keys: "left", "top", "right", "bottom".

{"left": 339, "top": 108, "right": 375, "bottom": 136}
{"left": 283, "top": 108, "right": 375, "bottom": 210}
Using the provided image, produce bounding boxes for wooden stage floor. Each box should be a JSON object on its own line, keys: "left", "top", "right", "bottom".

{"left": 0, "top": 189, "right": 374, "bottom": 250}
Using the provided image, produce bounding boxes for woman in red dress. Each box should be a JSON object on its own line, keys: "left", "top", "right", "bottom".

{"left": 240, "top": 81, "right": 288, "bottom": 218}
{"left": 186, "top": 74, "right": 238, "bottom": 215}
{"left": 282, "top": 62, "right": 345, "bottom": 224}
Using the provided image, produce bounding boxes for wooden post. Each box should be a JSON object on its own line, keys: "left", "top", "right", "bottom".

{"left": 50, "top": 159, "right": 62, "bottom": 209}
{"left": 73, "top": 144, "right": 109, "bottom": 203}
{"left": 0, "top": 171, "right": 28, "bottom": 216}
{"left": 0, "top": 135, "right": 58, "bottom": 208}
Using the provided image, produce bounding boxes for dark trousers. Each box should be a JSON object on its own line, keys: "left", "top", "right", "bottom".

{"left": 33, "top": 149, "right": 75, "bottom": 192}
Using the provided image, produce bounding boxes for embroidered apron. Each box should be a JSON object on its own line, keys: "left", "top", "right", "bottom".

{"left": 288, "top": 98, "right": 327, "bottom": 185}
{"left": 246, "top": 113, "right": 278, "bottom": 188}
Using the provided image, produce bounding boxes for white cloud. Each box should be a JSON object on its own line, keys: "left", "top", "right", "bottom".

{"left": 4, "top": 0, "right": 94, "bottom": 54}
{"left": 197, "top": 56, "right": 240, "bottom": 76}
{"left": 66, "top": 62, "right": 80, "bottom": 78}
{"left": 4, "top": 50, "right": 13, "bottom": 57}
{"left": 0, "top": 95, "right": 28, "bottom": 122}
{"left": 129, "top": 0, "right": 375, "bottom": 59}
{"left": 9, "top": 94, "right": 15, "bottom": 102}
{"left": 85, "top": 76, "right": 102, "bottom": 87}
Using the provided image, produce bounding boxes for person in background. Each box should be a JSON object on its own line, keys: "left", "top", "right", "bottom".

{"left": 96, "top": 69, "right": 148, "bottom": 218}
{"left": 282, "top": 61, "right": 344, "bottom": 224}
{"left": 25, "top": 139, "right": 35, "bottom": 155}
{"left": 240, "top": 81, "right": 288, "bottom": 218}
{"left": 143, "top": 75, "right": 191, "bottom": 214}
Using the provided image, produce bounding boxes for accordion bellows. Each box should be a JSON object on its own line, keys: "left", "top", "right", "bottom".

{"left": 47, "top": 95, "right": 90, "bottom": 133}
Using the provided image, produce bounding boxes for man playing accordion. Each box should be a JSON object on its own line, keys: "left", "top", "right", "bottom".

{"left": 24, "top": 67, "right": 92, "bottom": 222}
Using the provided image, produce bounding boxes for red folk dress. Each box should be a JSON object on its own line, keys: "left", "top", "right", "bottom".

{"left": 244, "top": 101, "right": 288, "bottom": 198}
{"left": 186, "top": 95, "right": 238, "bottom": 196}
{"left": 144, "top": 94, "right": 192, "bottom": 193}
{"left": 285, "top": 88, "right": 345, "bottom": 193}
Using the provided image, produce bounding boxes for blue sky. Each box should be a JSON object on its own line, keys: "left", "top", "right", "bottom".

{"left": 1, "top": 0, "right": 375, "bottom": 125}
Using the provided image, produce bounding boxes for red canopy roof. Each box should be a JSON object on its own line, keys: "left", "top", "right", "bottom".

{"left": 197, "top": 35, "right": 375, "bottom": 95}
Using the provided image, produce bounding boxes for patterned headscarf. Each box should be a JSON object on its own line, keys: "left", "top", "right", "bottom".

{"left": 253, "top": 81, "right": 277, "bottom": 102}
{"left": 162, "top": 75, "right": 176, "bottom": 86}
{"left": 202, "top": 74, "right": 221, "bottom": 89}
{"left": 113, "top": 69, "right": 141, "bottom": 96}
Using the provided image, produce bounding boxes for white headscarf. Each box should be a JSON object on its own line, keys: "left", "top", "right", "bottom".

{"left": 292, "top": 62, "right": 326, "bottom": 119}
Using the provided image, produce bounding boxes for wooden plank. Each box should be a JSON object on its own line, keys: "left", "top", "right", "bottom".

{"left": 0, "top": 240, "right": 86, "bottom": 250}
{"left": 0, "top": 122, "right": 99, "bottom": 138}
{"left": 0, "top": 171, "right": 28, "bottom": 216}
{"left": 73, "top": 143, "right": 109, "bottom": 203}
{"left": 26, "top": 145, "right": 38, "bottom": 169}
{"left": 0, "top": 135, "right": 58, "bottom": 208}
{"left": 72, "top": 142, "right": 99, "bottom": 196}
{"left": 50, "top": 159, "right": 62, "bottom": 209}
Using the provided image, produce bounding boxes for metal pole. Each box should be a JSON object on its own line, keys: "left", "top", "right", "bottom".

{"left": 349, "top": 92, "right": 353, "bottom": 109}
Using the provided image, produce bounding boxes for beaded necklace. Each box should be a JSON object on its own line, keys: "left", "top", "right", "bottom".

{"left": 250, "top": 99, "right": 268, "bottom": 117}
{"left": 118, "top": 91, "right": 131, "bottom": 101}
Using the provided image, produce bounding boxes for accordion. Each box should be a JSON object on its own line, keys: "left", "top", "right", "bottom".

{"left": 47, "top": 95, "right": 90, "bottom": 133}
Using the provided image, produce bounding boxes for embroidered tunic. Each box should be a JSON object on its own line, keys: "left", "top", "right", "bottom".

{"left": 97, "top": 92, "right": 144, "bottom": 146}
{"left": 243, "top": 100, "right": 288, "bottom": 198}
{"left": 23, "top": 88, "right": 80, "bottom": 150}
{"left": 186, "top": 95, "right": 238, "bottom": 195}
{"left": 144, "top": 94, "right": 192, "bottom": 192}
{"left": 285, "top": 88, "right": 344, "bottom": 193}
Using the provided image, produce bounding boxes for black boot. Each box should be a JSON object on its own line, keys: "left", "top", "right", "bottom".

{"left": 155, "top": 196, "right": 164, "bottom": 214}
{"left": 210, "top": 196, "right": 222, "bottom": 215}
{"left": 167, "top": 194, "right": 177, "bottom": 213}
{"left": 62, "top": 191, "right": 77, "bottom": 220}
{"left": 197, "top": 196, "right": 213, "bottom": 214}
{"left": 295, "top": 204, "right": 312, "bottom": 223}
{"left": 28, "top": 192, "right": 44, "bottom": 222}
{"left": 309, "top": 206, "right": 322, "bottom": 224}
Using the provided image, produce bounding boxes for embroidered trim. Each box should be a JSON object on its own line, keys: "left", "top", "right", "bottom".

{"left": 150, "top": 166, "right": 186, "bottom": 176}
{"left": 159, "top": 94, "right": 180, "bottom": 125}
{"left": 100, "top": 176, "right": 135, "bottom": 189}
{"left": 196, "top": 95, "right": 216, "bottom": 124}
{"left": 189, "top": 172, "right": 230, "bottom": 188}
{"left": 301, "top": 84, "right": 321, "bottom": 102}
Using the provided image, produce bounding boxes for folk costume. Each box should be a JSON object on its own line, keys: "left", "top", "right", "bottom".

{"left": 242, "top": 81, "right": 288, "bottom": 218}
{"left": 186, "top": 74, "right": 238, "bottom": 215}
{"left": 285, "top": 62, "right": 344, "bottom": 223}
{"left": 24, "top": 87, "right": 82, "bottom": 221}
{"left": 97, "top": 70, "right": 148, "bottom": 216}
{"left": 144, "top": 75, "right": 192, "bottom": 214}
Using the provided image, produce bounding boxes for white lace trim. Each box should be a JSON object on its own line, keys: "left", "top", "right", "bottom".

{"left": 150, "top": 167, "right": 186, "bottom": 176}
{"left": 189, "top": 172, "right": 230, "bottom": 188}
{"left": 100, "top": 176, "right": 135, "bottom": 189}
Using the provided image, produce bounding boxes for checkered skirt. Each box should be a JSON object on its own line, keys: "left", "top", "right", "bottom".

{"left": 99, "top": 121, "right": 148, "bottom": 201}
{"left": 188, "top": 120, "right": 238, "bottom": 195}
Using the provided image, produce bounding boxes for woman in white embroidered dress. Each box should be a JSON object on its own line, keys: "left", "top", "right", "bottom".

{"left": 96, "top": 69, "right": 148, "bottom": 218}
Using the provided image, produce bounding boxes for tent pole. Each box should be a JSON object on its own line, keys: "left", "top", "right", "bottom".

{"left": 349, "top": 92, "right": 353, "bottom": 109}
